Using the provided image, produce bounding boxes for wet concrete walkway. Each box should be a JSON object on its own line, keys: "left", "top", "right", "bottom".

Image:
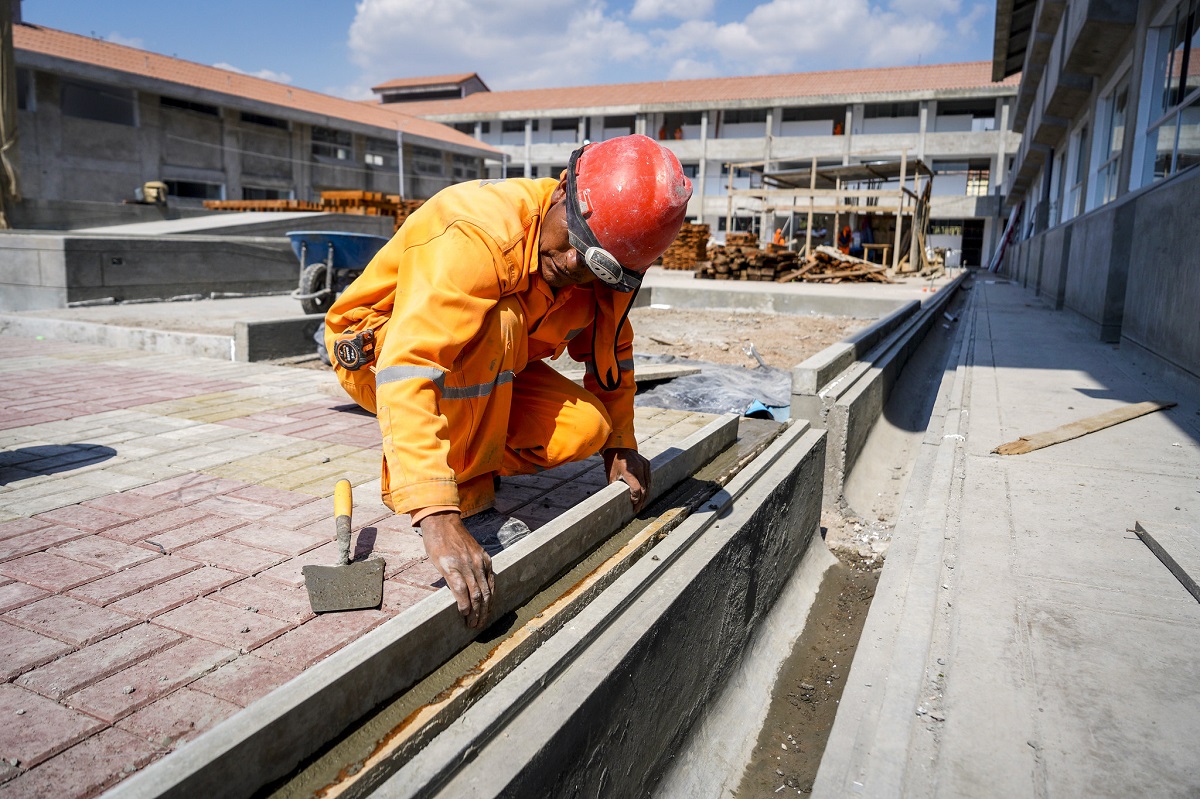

{"left": 815, "top": 277, "right": 1200, "bottom": 797}
{"left": 0, "top": 334, "right": 717, "bottom": 797}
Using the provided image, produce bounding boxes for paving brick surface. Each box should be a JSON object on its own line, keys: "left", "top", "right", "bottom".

{"left": 81, "top": 491, "right": 180, "bottom": 519}
{"left": 68, "top": 638, "right": 237, "bottom": 724}
{"left": 0, "top": 551, "right": 108, "bottom": 592}
{"left": 0, "top": 517, "right": 51, "bottom": 540}
{"left": 173, "top": 537, "right": 287, "bottom": 575}
{"left": 382, "top": 578, "right": 437, "bottom": 614}
{"left": 0, "top": 620, "right": 73, "bottom": 680}
{"left": 100, "top": 506, "right": 209, "bottom": 544}
{"left": 0, "top": 727, "right": 161, "bottom": 799}
{"left": 67, "top": 557, "right": 197, "bottom": 606}
{"left": 154, "top": 598, "right": 292, "bottom": 651}
{"left": 47, "top": 535, "right": 159, "bottom": 572}
{"left": 5, "top": 596, "right": 138, "bottom": 646}
{"left": 190, "top": 655, "right": 300, "bottom": 708}
{"left": 0, "top": 683, "right": 106, "bottom": 769}
{"left": 254, "top": 608, "right": 389, "bottom": 671}
{"left": 135, "top": 512, "right": 244, "bottom": 553}
{"left": 16, "top": 624, "right": 184, "bottom": 700}
{"left": 0, "top": 525, "right": 90, "bottom": 562}
{"left": 115, "top": 687, "right": 240, "bottom": 750}
{"left": 33, "top": 505, "right": 130, "bottom": 533}
{"left": 109, "top": 566, "right": 243, "bottom": 620}
{"left": 220, "top": 521, "right": 326, "bottom": 556}
{"left": 0, "top": 582, "right": 48, "bottom": 613}
{"left": 210, "top": 575, "right": 316, "bottom": 624}
{"left": 129, "top": 474, "right": 247, "bottom": 505}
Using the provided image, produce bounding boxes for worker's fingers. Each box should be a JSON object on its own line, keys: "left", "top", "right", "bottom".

{"left": 445, "top": 571, "right": 473, "bottom": 621}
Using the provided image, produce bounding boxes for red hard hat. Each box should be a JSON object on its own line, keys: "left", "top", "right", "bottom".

{"left": 573, "top": 134, "right": 692, "bottom": 272}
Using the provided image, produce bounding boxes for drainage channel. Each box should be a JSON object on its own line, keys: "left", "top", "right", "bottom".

{"left": 267, "top": 418, "right": 788, "bottom": 799}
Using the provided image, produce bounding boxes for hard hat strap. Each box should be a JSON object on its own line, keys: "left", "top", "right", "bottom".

{"left": 564, "top": 146, "right": 638, "bottom": 293}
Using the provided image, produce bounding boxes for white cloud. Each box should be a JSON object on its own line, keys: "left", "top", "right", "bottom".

{"left": 104, "top": 32, "right": 144, "bottom": 49}
{"left": 344, "top": 0, "right": 989, "bottom": 92}
{"left": 630, "top": 0, "right": 715, "bottom": 22}
{"left": 213, "top": 63, "right": 294, "bottom": 84}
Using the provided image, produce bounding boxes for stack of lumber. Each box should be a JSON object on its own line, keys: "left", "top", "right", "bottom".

{"left": 695, "top": 234, "right": 801, "bottom": 281}
{"left": 205, "top": 191, "right": 424, "bottom": 233}
{"left": 777, "top": 245, "right": 892, "bottom": 284}
{"left": 660, "top": 223, "right": 710, "bottom": 270}
{"left": 202, "top": 199, "right": 323, "bottom": 212}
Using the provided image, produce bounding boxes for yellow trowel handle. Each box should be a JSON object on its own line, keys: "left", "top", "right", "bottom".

{"left": 335, "top": 479, "right": 352, "bottom": 566}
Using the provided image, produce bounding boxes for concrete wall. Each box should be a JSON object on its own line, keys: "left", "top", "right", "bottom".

{"left": 1003, "top": 166, "right": 1200, "bottom": 379}
{"left": 0, "top": 234, "right": 295, "bottom": 311}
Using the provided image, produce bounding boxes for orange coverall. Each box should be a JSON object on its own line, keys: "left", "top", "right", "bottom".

{"left": 325, "top": 178, "right": 639, "bottom": 521}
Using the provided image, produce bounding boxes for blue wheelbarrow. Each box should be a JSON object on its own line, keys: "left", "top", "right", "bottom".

{"left": 286, "top": 231, "right": 390, "bottom": 315}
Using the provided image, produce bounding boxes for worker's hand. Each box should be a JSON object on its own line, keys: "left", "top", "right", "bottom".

{"left": 604, "top": 447, "right": 652, "bottom": 513}
{"left": 419, "top": 511, "right": 494, "bottom": 629}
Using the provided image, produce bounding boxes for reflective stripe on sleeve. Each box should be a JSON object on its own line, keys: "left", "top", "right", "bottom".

{"left": 375, "top": 366, "right": 446, "bottom": 391}
{"left": 442, "top": 370, "right": 515, "bottom": 400}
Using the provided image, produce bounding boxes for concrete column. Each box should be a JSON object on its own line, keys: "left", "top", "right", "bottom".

{"left": 843, "top": 106, "right": 857, "bottom": 165}
{"left": 917, "top": 100, "right": 929, "bottom": 160}
{"left": 473, "top": 120, "right": 482, "bottom": 140}
{"left": 221, "top": 110, "right": 241, "bottom": 201}
{"left": 995, "top": 99, "right": 1010, "bottom": 194}
{"left": 292, "top": 125, "right": 310, "bottom": 200}
{"left": 578, "top": 117, "right": 587, "bottom": 145}
{"left": 635, "top": 113, "right": 646, "bottom": 137}
{"left": 523, "top": 119, "right": 532, "bottom": 178}
{"left": 698, "top": 112, "right": 709, "bottom": 223}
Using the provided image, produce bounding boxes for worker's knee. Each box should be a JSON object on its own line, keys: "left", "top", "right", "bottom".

{"left": 553, "top": 397, "right": 612, "bottom": 463}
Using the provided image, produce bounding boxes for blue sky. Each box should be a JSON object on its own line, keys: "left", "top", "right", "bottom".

{"left": 21, "top": 0, "right": 998, "bottom": 96}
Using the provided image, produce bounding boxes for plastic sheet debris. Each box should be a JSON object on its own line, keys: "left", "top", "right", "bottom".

{"left": 634, "top": 353, "right": 791, "bottom": 420}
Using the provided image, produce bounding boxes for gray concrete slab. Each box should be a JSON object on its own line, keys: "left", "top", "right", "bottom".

{"left": 814, "top": 276, "right": 1200, "bottom": 798}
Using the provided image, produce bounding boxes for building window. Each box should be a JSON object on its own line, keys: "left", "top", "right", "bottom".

{"left": 966, "top": 161, "right": 991, "bottom": 196}
{"left": 935, "top": 98, "right": 996, "bottom": 131}
{"left": 452, "top": 153, "right": 480, "bottom": 180}
{"left": 411, "top": 145, "right": 445, "bottom": 176}
{"left": 864, "top": 102, "right": 919, "bottom": 119}
{"left": 1141, "top": 0, "right": 1200, "bottom": 182}
{"left": 722, "top": 108, "right": 768, "bottom": 125}
{"left": 241, "top": 111, "right": 289, "bottom": 130}
{"left": 501, "top": 120, "right": 525, "bottom": 133}
{"left": 160, "top": 96, "right": 219, "bottom": 116}
{"left": 1092, "top": 77, "right": 1130, "bottom": 208}
{"left": 1065, "top": 123, "right": 1090, "bottom": 220}
{"left": 551, "top": 117, "right": 578, "bottom": 131}
{"left": 658, "top": 111, "right": 703, "bottom": 140}
{"left": 61, "top": 79, "right": 136, "bottom": 126}
{"left": 453, "top": 122, "right": 475, "bottom": 135}
{"left": 16, "top": 68, "right": 33, "bottom": 111}
{"left": 602, "top": 115, "right": 635, "bottom": 138}
{"left": 312, "top": 126, "right": 352, "bottom": 161}
{"left": 164, "top": 180, "right": 223, "bottom": 200}
{"left": 242, "top": 186, "right": 290, "bottom": 200}
{"left": 365, "top": 137, "right": 398, "bottom": 169}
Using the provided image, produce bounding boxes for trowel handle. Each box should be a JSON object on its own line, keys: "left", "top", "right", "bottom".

{"left": 335, "top": 479, "right": 352, "bottom": 566}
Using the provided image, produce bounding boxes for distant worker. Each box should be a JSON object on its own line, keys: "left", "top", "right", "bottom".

{"left": 838, "top": 225, "right": 853, "bottom": 254}
{"left": 325, "top": 135, "right": 692, "bottom": 629}
{"left": 773, "top": 228, "right": 785, "bottom": 246}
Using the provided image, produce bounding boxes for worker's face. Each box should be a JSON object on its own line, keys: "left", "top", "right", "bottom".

{"left": 539, "top": 181, "right": 598, "bottom": 289}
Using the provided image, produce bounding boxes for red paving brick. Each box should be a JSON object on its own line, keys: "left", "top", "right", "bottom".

{"left": 254, "top": 608, "right": 389, "bottom": 671}
{"left": 0, "top": 621, "right": 74, "bottom": 680}
{"left": 82, "top": 491, "right": 181, "bottom": 519}
{"left": 190, "top": 655, "right": 299, "bottom": 708}
{"left": 0, "top": 683, "right": 106, "bottom": 769}
{"left": 381, "top": 579, "right": 437, "bottom": 614}
{"left": 48, "top": 535, "right": 159, "bottom": 572}
{"left": 0, "top": 727, "right": 161, "bottom": 799}
{"left": 257, "top": 498, "right": 334, "bottom": 530}
{"left": 33, "top": 505, "right": 130, "bottom": 533}
{"left": 67, "top": 637, "right": 237, "bottom": 724}
{"left": 361, "top": 527, "right": 426, "bottom": 562}
{"left": 226, "top": 484, "right": 315, "bottom": 509}
{"left": 15, "top": 624, "right": 184, "bottom": 700}
{"left": 392, "top": 558, "right": 445, "bottom": 590}
{"left": 154, "top": 598, "right": 292, "bottom": 651}
{"left": 135, "top": 513, "right": 245, "bottom": 553}
{"left": 130, "top": 474, "right": 247, "bottom": 505}
{"left": 67, "top": 556, "right": 198, "bottom": 606}
{"left": 256, "top": 541, "right": 342, "bottom": 588}
{"left": 0, "top": 551, "right": 109, "bottom": 592}
{"left": 220, "top": 521, "right": 325, "bottom": 556}
{"left": 174, "top": 537, "right": 287, "bottom": 575}
{"left": 0, "top": 517, "right": 51, "bottom": 541}
{"left": 0, "top": 582, "right": 48, "bottom": 613}
{"left": 210, "top": 576, "right": 316, "bottom": 624}
{"left": 109, "top": 566, "right": 243, "bottom": 620}
{"left": 100, "top": 506, "right": 209, "bottom": 544}
{"left": 190, "top": 494, "right": 279, "bottom": 521}
{"left": 0, "top": 525, "right": 90, "bottom": 562}
{"left": 5, "top": 595, "right": 138, "bottom": 646}
{"left": 115, "top": 687, "right": 240, "bottom": 750}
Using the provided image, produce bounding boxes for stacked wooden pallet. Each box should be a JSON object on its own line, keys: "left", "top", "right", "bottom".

{"left": 776, "top": 246, "right": 892, "bottom": 284}
{"left": 660, "top": 223, "right": 710, "bottom": 270}
{"left": 202, "top": 199, "right": 323, "bottom": 212}
{"left": 695, "top": 233, "right": 801, "bottom": 281}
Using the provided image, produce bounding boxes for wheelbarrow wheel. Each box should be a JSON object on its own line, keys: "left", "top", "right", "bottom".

{"left": 299, "top": 264, "right": 334, "bottom": 315}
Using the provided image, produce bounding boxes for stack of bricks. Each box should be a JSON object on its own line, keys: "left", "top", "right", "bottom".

{"left": 695, "top": 232, "right": 801, "bottom": 281}
{"left": 202, "top": 199, "right": 323, "bottom": 212}
{"left": 659, "top": 223, "right": 710, "bottom": 271}
{"left": 204, "top": 192, "right": 424, "bottom": 233}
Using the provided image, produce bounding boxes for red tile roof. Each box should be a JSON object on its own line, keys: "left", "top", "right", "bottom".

{"left": 12, "top": 24, "right": 498, "bottom": 155}
{"left": 371, "top": 73, "right": 484, "bottom": 92}
{"left": 390, "top": 61, "right": 1021, "bottom": 118}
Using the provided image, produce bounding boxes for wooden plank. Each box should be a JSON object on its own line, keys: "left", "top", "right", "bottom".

{"left": 1134, "top": 521, "right": 1200, "bottom": 603}
{"left": 992, "top": 401, "right": 1177, "bottom": 455}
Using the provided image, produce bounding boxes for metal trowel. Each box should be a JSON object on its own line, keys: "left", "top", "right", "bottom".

{"left": 302, "top": 479, "right": 385, "bottom": 612}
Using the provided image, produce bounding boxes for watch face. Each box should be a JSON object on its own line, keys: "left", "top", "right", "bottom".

{"left": 335, "top": 339, "right": 364, "bottom": 370}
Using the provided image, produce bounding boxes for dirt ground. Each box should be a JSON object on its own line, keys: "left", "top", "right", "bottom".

{"left": 734, "top": 561, "right": 879, "bottom": 796}
{"left": 628, "top": 307, "right": 867, "bottom": 369}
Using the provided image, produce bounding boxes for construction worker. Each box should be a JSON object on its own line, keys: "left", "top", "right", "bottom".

{"left": 325, "top": 134, "right": 692, "bottom": 629}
